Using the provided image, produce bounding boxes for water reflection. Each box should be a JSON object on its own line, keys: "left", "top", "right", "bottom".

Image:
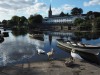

{"left": 0, "top": 29, "right": 100, "bottom": 66}
{"left": 0, "top": 30, "right": 70, "bottom": 66}
{"left": 58, "top": 31, "right": 100, "bottom": 64}
{"left": 12, "top": 30, "right": 27, "bottom": 36}
{"left": 74, "top": 32, "right": 100, "bottom": 41}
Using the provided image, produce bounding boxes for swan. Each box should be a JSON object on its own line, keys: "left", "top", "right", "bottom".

{"left": 47, "top": 48, "right": 54, "bottom": 59}
{"left": 36, "top": 47, "right": 45, "bottom": 55}
{"left": 71, "top": 49, "right": 83, "bottom": 61}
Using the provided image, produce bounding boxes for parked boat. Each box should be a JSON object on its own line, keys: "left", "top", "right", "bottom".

{"left": 57, "top": 39, "right": 100, "bottom": 55}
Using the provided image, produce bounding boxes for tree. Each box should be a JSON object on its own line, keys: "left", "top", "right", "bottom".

{"left": 86, "top": 11, "right": 93, "bottom": 19}
{"left": 2, "top": 20, "right": 7, "bottom": 28}
{"left": 11, "top": 15, "right": 20, "bottom": 25}
{"left": 74, "top": 18, "right": 84, "bottom": 26}
{"left": 19, "top": 16, "right": 27, "bottom": 25}
{"left": 28, "top": 15, "right": 34, "bottom": 25}
{"left": 94, "top": 17, "right": 100, "bottom": 30}
{"left": 7, "top": 20, "right": 14, "bottom": 27}
{"left": 71, "top": 7, "right": 83, "bottom": 15}
{"left": 28, "top": 14, "right": 43, "bottom": 24}
{"left": 80, "top": 21, "right": 92, "bottom": 31}
{"left": 33, "top": 14, "right": 43, "bottom": 23}
{"left": 78, "top": 8, "right": 83, "bottom": 15}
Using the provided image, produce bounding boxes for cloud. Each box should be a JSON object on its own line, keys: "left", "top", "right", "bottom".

{"left": 0, "top": 0, "right": 47, "bottom": 20}
{"left": 84, "top": 0, "right": 100, "bottom": 6}
{"left": 51, "top": 4, "right": 73, "bottom": 15}
{"left": 0, "top": 0, "right": 38, "bottom": 10}
{"left": 25, "top": 3, "right": 47, "bottom": 15}
{"left": 0, "top": 0, "right": 73, "bottom": 21}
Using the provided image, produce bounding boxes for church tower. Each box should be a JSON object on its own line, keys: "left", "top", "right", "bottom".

{"left": 48, "top": 4, "right": 52, "bottom": 18}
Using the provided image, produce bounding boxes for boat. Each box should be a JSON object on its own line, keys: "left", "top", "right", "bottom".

{"left": 57, "top": 39, "right": 100, "bottom": 55}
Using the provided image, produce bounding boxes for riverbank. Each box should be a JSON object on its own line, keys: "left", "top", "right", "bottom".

{"left": 1, "top": 58, "right": 100, "bottom": 75}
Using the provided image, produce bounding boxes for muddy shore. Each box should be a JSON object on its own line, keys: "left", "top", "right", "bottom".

{"left": 0, "top": 58, "right": 100, "bottom": 75}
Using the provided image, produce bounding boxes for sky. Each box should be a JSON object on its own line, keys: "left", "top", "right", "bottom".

{"left": 0, "top": 0, "right": 100, "bottom": 21}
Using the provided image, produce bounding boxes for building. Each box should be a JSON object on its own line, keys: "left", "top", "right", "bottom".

{"left": 43, "top": 5, "right": 86, "bottom": 25}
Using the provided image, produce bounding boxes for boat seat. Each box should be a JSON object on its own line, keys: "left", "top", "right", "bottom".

{"left": 72, "top": 43, "right": 77, "bottom": 46}
{"left": 77, "top": 43, "right": 85, "bottom": 47}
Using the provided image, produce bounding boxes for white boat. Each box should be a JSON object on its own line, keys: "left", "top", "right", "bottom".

{"left": 57, "top": 39, "right": 100, "bottom": 55}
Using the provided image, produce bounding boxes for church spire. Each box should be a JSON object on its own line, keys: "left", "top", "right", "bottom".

{"left": 50, "top": 4, "right": 51, "bottom": 11}
{"left": 48, "top": 4, "right": 52, "bottom": 18}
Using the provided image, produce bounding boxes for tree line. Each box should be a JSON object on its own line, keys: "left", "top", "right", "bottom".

{"left": 0, "top": 7, "right": 100, "bottom": 31}
{"left": 74, "top": 11, "right": 100, "bottom": 31}
{"left": 1, "top": 14, "right": 43, "bottom": 29}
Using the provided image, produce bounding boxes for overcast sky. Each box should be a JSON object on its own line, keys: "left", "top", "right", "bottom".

{"left": 0, "top": 0, "right": 100, "bottom": 21}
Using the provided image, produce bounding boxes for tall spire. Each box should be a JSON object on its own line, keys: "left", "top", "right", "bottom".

{"left": 48, "top": 4, "right": 52, "bottom": 18}
{"left": 50, "top": 4, "right": 51, "bottom": 11}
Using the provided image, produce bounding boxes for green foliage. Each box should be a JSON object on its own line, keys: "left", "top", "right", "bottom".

{"left": 7, "top": 20, "right": 14, "bottom": 27}
{"left": 33, "top": 14, "right": 43, "bottom": 23}
{"left": 74, "top": 18, "right": 84, "bottom": 26}
{"left": 11, "top": 15, "right": 20, "bottom": 25}
{"left": 80, "top": 21, "right": 92, "bottom": 30}
{"left": 71, "top": 7, "right": 83, "bottom": 15}
{"left": 19, "top": 16, "right": 28, "bottom": 25}
{"left": 28, "top": 14, "right": 43, "bottom": 24}
{"left": 2, "top": 20, "right": 8, "bottom": 28}
{"left": 94, "top": 17, "right": 100, "bottom": 29}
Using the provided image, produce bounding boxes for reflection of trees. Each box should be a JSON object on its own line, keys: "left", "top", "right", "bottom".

{"left": 74, "top": 32, "right": 100, "bottom": 40}
{"left": 0, "top": 37, "right": 4, "bottom": 43}
{"left": 12, "top": 28, "right": 27, "bottom": 36}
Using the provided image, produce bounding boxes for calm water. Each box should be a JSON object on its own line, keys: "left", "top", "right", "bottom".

{"left": 0, "top": 29, "right": 70, "bottom": 66}
{"left": 0, "top": 29, "right": 100, "bottom": 66}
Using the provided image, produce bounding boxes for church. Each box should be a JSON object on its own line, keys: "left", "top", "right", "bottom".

{"left": 43, "top": 5, "right": 86, "bottom": 25}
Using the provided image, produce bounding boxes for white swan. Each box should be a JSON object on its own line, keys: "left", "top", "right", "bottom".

{"left": 47, "top": 48, "right": 54, "bottom": 59}
{"left": 71, "top": 49, "right": 83, "bottom": 60}
{"left": 36, "top": 47, "right": 45, "bottom": 54}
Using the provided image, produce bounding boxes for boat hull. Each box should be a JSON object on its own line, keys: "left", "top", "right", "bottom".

{"left": 57, "top": 39, "right": 100, "bottom": 55}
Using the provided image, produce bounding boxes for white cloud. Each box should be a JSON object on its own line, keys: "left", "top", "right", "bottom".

{"left": 84, "top": 0, "right": 100, "bottom": 6}
{"left": 51, "top": 4, "right": 73, "bottom": 15}
{"left": 0, "top": 0, "right": 73, "bottom": 21}
{"left": 62, "top": 4, "right": 73, "bottom": 10}
{"left": 25, "top": 3, "right": 47, "bottom": 15}
{"left": 0, "top": 0, "right": 38, "bottom": 9}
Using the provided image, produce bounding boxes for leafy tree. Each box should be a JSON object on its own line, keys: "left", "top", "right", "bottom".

{"left": 7, "top": 20, "right": 14, "bottom": 27}
{"left": 80, "top": 21, "right": 92, "bottom": 31}
{"left": 33, "top": 14, "right": 43, "bottom": 23}
{"left": 28, "top": 15, "right": 34, "bottom": 25}
{"left": 71, "top": 7, "right": 83, "bottom": 15}
{"left": 66, "top": 13, "right": 69, "bottom": 16}
{"left": 28, "top": 14, "right": 43, "bottom": 24}
{"left": 19, "top": 16, "right": 28, "bottom": 25}
{"left": 11, "top": 15, "right": 20, "bottom": 25}
{"left": 86, "top": 11, "right": 93, "bottom": 20}
{"left": 94, "top": 17, "right": 100, "bottom": 29}
{"left": 74, "top": 18, "right": 84, "bottom": 26}
{"left": 2, "top": 20, "right": 8, "bottom": 28}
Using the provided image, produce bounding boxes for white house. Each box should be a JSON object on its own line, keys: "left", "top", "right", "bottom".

{"left": 43, "top": 5, "right": 86, "bottom": 24}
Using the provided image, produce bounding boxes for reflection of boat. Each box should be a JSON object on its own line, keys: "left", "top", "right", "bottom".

{"left": 29, "top": 34, "right": 44, "bottom": 41}
{"left": 57, "top": 39, "right": 100, "bottom": 55}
